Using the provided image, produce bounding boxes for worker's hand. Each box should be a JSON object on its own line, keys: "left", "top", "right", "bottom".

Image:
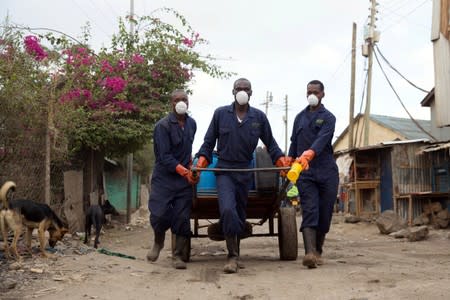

{"left": 275, "top": 156, "right": 292, "bottom": 177}
{"left": 295, "top": 149, "right": 315, "bottom": 171}
{"left": 191, "top": 156, "right": 209, "bottom": 182}
{"left": 176, "top": 164, "right": 198, "bottom": 185}
{"left": 187, "top": 170, "right": 200, "bottom": 185}
{"left": 196, "top": 156, "right": 209, "bottom": 169}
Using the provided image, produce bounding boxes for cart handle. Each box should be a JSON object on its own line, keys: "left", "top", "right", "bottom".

{"left": 192, "top": 167, "right": 290, "bottom": 172}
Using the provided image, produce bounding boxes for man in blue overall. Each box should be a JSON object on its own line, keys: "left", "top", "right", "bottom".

{"left": 288, "top": 80, "right": 339, "bottom": 269}
{"left": 195, "top": 78, "right": 290, "bottom": 273}
{"left": 147, "top": 89, "right": 198, "bottom": 269}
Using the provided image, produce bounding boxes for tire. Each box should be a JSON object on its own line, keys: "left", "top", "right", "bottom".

{"left": 278, "top": 207, "right": 298, "bottom": 260}
{"left": 171, "top": 233, "right": 191, "bottom": 262}
{"left": 255, "top": 146, "right": 278, "bottom": 191}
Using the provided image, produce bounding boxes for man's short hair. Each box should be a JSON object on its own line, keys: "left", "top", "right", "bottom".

{"left": 233, "top": 78, "right": 251, "bottom": 89}
{"left": 308, "top": 80, "right": 324, "bottom": 92}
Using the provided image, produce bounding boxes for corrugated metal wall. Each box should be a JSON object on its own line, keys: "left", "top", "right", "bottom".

{"left": 392, "top": 144, "right": 450, "bottom": 223}
{"left": 391, "top": 144, "right": 433, "bottom": 195}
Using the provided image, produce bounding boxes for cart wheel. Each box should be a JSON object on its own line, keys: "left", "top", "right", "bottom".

{"left": 255, "top": 146, "right": 278, "bottom": 191}
{"left": 278, "top": 207, "right": 298, "bottom": 260}
{"left": 171, "top": 233, "right": 191, "bottom": 262}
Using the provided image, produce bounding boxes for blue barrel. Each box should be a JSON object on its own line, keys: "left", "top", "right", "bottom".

{"left": 194, "top": 153, "right": 256, "bottom": 192}
{"left": 195, "top": 154, "right": 218, "bottom": 191}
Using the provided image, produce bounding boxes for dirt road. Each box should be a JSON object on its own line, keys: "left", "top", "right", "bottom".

{"left": 1, "top": 213, "right": 450, "bottom": 300}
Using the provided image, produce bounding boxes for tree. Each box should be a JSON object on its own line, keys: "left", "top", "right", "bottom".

{"left": 54, "top": 8, "right": 232, "bottom": 158}
{"left": 1, "top": 9, "right": 233, "bottom": 203}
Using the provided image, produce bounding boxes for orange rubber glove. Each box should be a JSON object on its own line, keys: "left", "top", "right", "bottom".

{"left": 191, "top": 156, "right": 209, "bottom": 182}
{"left": 275, "top": 156, "right": 292, "bottom": 177}
{"left": 295, "top": 149, "right": 315, "bottom": 171}
{"left": 187, "top": 171, "right": 200, "bottom": 184}
{"left": 176, "top": 164, "right": 198, "bottom": 185}
{"left": 196, "top": 156, "right": 209, "bottom": 169}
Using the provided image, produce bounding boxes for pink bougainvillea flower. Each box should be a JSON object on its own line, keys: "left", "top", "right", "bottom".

{"left": 59, "top": 88, "right": 92, "bottom": 104}
{"left": 81, "top": 55, "right": 95, "bottom": 66}
{"left": 116, "top": 59, "right": 128, "bottom": 71}
{"left": 24, "top": 35, "right": 48, "bottom": 61}
{"left": 101, "top": 60, "right": 114, "bottom": 73}
{"left": 76, "top": 47, "right": 88, "bottom": 54}
{"left": 182, "top": 37, "right": 193, "bottom": 48}
{"left": 102, "top": 76, "right": 127, "bottom": 94}
{"left": 132, "top": 53, "right": 145, "bottom": 64}
{"left": 151, "top": 70, "right": 161, "bottom": 80}
{"left": 112, "top": 100, "right": 137, "bottom": 112}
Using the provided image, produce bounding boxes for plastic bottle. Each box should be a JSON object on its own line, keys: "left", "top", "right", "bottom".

{"left": 287, "top": 161, "right": 303, "bottom": 183}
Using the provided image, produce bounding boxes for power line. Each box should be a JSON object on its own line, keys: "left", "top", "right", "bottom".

{"left": 88, "top": 0, "right": 118, "bottom": 28}
{"left": 328, "top": 48, "right": 352, "bottom": 83}
{"left": 102, "top": 0, "right": 121, "bottom": 19}
{"left": 355, "top": 68, "right": 369, "bottom": 148}
{"left": 378, "top": 0, "right": 430, "bottom": 30}
{"left": 381, "top": 0, "right": 410, "bottom": 10}
{"left": 379, "top": 0, "right": 417, "bottom": 19}
{"left": 374, "top": 44, "right": 429, "bottom": 93}
{"left": 373, "top": 49, "right": 436, "bottom": 141}
{"left": 70, "top": 0, "right": 111, "bottom": 39}
{"left": 380, "top": 0, "right": 430, "bottom": 32}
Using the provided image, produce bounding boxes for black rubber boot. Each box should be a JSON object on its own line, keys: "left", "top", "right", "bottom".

{"left": 302, "top": 227, "right": 317, "bottom": 269}
{"left": 172, "top": 235, "right": 188, "bottom": 269}
{"left": 223, "top": 236, "right": 239, "bottom": 274}
{"left": 146, "top": 230, "right": 165, "bottom": 262}
{"left": 316, "top": 231, "right": 326, "bottom": 266}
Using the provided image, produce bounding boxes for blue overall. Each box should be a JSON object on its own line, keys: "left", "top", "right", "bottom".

{"left": 197, "top": 103, "right": 283, "bottom": 236}
{"left": 288, "top": 104, "right": 339, "bottom": 234}
{"left": 148, "top": 112, "right": 196, "bottom": 237}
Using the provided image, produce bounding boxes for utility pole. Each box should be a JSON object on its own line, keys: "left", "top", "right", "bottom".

{"left": 261, "top": 91, "right": 273, "bottom": 115}
{"left": 283, "top": 95, "right": 288, "bottom": 154}
{"left": 348, "top": 22, "right": 357, "bottom": 149}
{"left": 362, "top": 0, "right": 380, "bottom": 146}
{"left": 126, "top": 0, "right": 135, "bottom": 224}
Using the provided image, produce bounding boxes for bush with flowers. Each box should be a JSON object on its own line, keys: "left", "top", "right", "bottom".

{"left": 53, "top": 9, "right": 231, "bottom": 157}
{"left": 1, "top": 9, "right": 231, "bottom": 162}
{"left": 0, "top": 26, "right": 51, "bottom": 164}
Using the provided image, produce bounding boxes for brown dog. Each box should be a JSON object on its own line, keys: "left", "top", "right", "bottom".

{"left": 0, "top": 181, "right": 68, "bottom": 260}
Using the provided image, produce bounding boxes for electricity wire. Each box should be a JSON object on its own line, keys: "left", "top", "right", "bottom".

{"left": 380, "top": 0, "right": 430, "bottom": 32}
{"left": 374, "top": 44, "right": 429, "bottom": 93}
{"left": 373, "top": 48, "right": 436, "bottom": 141}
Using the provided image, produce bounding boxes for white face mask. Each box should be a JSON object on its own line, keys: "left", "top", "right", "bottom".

{"left": 307, "top": 94, "right": 319, "bottom": 107}
{"left": 175, "top": 101, "right": 188, "bottom": 115}
{"left": 235, "top": 91, "right": 249, "bottom": 105}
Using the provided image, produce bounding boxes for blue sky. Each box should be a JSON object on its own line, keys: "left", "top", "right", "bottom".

{"left": 2, "top": 0, "right": 434, "bottom": 152}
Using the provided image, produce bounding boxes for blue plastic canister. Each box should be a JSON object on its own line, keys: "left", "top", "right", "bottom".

{"left": 195, "top": 154, "right": 218, "bottom": 191}
{"left": 194, "top": 153, "right": 256, "bottom": 192}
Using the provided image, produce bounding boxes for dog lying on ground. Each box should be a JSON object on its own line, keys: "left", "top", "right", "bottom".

{"left": 84, "top": 200, "right": 119, "bottom": 248}
{"left": 0, "top": 181, "right": 69, "bottom": 260}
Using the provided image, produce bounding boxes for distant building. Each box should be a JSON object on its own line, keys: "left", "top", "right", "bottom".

{"left": 333, "top": 113, "right": 432, "bottom": 152}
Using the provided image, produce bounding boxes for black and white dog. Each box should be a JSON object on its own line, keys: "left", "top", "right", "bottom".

{"left": 84, "top": 200, "right": 119, "bottom": 248}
